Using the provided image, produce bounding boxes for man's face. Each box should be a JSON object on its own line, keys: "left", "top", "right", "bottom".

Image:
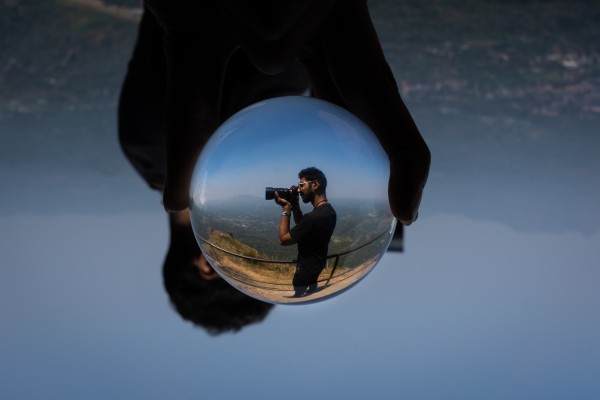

{"left": 298, "top": 177, "right": 315, "bottom": 204}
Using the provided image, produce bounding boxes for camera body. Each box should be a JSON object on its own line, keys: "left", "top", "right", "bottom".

{"left": 265, "top": 186, "right": 299, "bottom": 203}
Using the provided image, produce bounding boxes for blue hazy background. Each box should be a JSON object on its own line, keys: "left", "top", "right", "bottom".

{"left": 192, "top": 96, "right": 390, "bottom": 202}
{"left": 1, "top": 1, "right": 599, "bottom": 399}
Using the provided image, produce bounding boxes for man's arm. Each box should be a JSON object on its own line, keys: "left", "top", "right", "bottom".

{"left": 278, "top": 203, "right": 295, "bottom": 245}
{"left": 273, "top": 192, "right": 296, "bottom": 245}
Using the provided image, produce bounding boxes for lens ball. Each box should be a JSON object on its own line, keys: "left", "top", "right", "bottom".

{"left": 189, "top": 96, "right": 397, "bottom": 304}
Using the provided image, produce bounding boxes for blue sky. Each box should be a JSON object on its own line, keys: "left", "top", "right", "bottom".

{"left": 191, "top": 96, "right": 390, "bottom": 204}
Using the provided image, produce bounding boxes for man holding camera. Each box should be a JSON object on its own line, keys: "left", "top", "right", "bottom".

{"left": 274, "top": 167, "right": 337, "bottom": 298}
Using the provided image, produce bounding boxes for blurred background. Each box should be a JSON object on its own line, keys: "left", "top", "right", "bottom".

{"left": 1, "top": 0, "right": 599, "bottom": 399}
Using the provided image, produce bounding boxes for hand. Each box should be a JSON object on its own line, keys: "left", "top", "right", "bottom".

{"left": 274, "top": 192, "right": 292, "bottom": 210}
{"left": 387, "top": 144, "right": 431, "bottom": 226}
{"left": 162, "top": 132, "right": 210, "bottom": 212}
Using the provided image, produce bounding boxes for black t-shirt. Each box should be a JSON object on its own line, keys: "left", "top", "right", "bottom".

{"left": 289, "top": 203, "right": 337, "bottom": 275}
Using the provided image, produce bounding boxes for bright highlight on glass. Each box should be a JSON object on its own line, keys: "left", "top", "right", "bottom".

{"left": 190, "top": 96, "right": 397, "bottom": 304}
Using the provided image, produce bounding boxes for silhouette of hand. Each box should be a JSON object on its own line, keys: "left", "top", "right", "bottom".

{"left": 162, "top": 131, "right": 210, "bottom": 213}
{"left": 388, "top": 145, "right": 431, "bottom": 226}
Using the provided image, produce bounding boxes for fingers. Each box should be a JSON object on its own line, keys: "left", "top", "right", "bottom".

{"left": 388, "top": 148, "right": 431, "bottom": 226}
{"left": 162, "top": 129, "right": 208, "bottom": 212}
{"left": 159, "top": 67, "right": 221, "bottom": 212}
{"left": 157, "top": 29, "right": 229, "bottom": 212}
{"left": 273, "top": 192, "right": 290, "bottom": 208}
{"left": 389, "top": 179, "right": 423, "bottom": 226}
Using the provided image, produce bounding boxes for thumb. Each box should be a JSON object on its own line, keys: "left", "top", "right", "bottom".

{"left": 162, "top": 128, "right": 210, "bottom": 213}
{"left": 388, "top": 149, "right": 430, "bottom": 226}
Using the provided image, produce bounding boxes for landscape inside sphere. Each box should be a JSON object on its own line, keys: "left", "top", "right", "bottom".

{"left": 189, "top": 96, "right": 397, "bottom": 305}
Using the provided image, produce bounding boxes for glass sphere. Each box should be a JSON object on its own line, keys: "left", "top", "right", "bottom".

{"left": 189, "top": 96, "right": 397, "bottom": 305}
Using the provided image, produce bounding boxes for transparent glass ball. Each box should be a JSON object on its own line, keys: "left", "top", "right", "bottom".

{"left": 189, "top": 96, "right": 397, "bottom": 305}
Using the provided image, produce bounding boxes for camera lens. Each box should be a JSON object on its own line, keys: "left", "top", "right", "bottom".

{"left": 265, "top": 187, "right": 275, "bottom": 200}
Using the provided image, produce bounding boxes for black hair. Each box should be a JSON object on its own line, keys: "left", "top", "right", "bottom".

{"left": 298, "top": 166, "right": 327, "bottom": 194}
{"left": 162, "top": 219, "right": 274, "bottom": 336}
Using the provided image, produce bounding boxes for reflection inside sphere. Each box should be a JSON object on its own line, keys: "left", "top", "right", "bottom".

{"left": 190, "top": 96, "right": 397, "bottom": 304}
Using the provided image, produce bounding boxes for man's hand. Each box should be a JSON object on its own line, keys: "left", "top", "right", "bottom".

{"left": 274, "top": 191, "right": 292, "bottom": 211}
{"left": 388, "top": 144, "right": 431, "bottom": 226}
{"left": 162, "top": 131, "right": 209, "bottom": 213}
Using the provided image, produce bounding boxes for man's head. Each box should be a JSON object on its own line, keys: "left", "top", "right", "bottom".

{"left": 297, "top": 166, "right": 327, "bottom": 204}
{"left": 163, "top": 213, "right": 274, "bottom": 335}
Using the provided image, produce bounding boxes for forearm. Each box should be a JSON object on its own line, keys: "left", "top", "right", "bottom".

{"left": 278, "top": 205, "right": 293, "bottom": 244}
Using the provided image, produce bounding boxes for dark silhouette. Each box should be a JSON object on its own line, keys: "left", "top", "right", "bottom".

{"left": 142, "top": 0, "right": 431, "bottom": 226}
{"left": 274, "top": 167, "right": 337, "bottom": 297}
{"left": 119, "top": 0, "right": 425, "bottom": 324}
{"left": 162, "top": 210, "right": 274, "bottom": 335}
{"left": 118, "top": 6, "right": 309, "bottom": 333}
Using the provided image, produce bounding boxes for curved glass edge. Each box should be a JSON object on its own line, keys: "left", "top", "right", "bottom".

{"left": 195, "top": 218, "right": 397, "bottom": 305}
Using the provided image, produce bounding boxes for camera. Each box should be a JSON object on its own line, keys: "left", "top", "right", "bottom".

{"left": 265, "top": 186, "right": 299, "bottom": 202}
